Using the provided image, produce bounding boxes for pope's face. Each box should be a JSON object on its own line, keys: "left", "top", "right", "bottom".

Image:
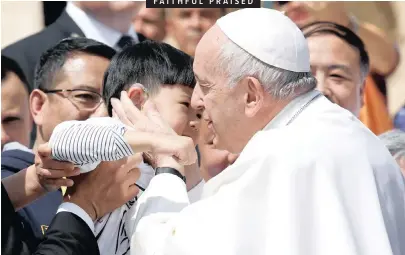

{"left": 198, "top": 118, "right": 238, "bottom": 180}
{"left": 307, "top": 34, "right": 364, "bottom": 116}
{"left": 191, "top": 26, "right": 251, "bottom": 153}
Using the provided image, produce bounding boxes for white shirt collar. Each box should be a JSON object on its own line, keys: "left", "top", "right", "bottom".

{"left": 65, "top": 2, "right": 139, "bottom": 48}
{"left": 263, "top": 89, "right": 322, "bottom": 130}
{"left": 2, "top": 142, "right": 33, "bottom": 154}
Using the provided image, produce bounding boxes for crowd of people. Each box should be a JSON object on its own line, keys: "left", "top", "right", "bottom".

{"left": 1, "top": 2, "right": 405, "bottom": 255}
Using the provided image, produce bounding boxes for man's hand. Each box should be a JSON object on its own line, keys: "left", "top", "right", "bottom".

{"left": 2, "top": 143, "right": 79, "bottom": 211}
{"left": 34, "top": 143, "right": 80, "bottom": 191}
{"left": 63, "top": 154, "right": 142, "bottom": 221}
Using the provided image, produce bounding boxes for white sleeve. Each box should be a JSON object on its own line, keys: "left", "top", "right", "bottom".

{"left": 127, "top": 173, "right": 189, "bottom": 255}
{"left": 187, "top": 180, "right": 205, "bottom": 203}
{"left": 57, "top": 202, "right": 95, "bottom": 233}
{"left": 49, "top": 117, "right": 134, "bottom": 172}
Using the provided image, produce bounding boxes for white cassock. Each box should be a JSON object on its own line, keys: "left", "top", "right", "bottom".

{"left": 126, "top": 90, "right": 405, "bottom": 255}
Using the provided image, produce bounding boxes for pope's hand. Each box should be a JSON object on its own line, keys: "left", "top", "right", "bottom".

{"left": 34, "top": 143, "right": 80, "bottom": 191}
{"left": 150, "top": 134, "right": 197, "bottom": 167}
{"left": 112, "top": 90, "right": 197, "bottom": 167}
{"left": 111, "top": 90, "right": 175, "bottom": 135}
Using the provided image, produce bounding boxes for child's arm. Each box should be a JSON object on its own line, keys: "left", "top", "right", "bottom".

{"left": 49, "top": 118, "right": 135, "bottom": 171}
{"left": 49, "top": 117, "right": 196, "bottom": 172}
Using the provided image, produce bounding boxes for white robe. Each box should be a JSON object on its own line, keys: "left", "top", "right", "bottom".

{"left": 126, "top": 90, "right": 405, "bottom": 255}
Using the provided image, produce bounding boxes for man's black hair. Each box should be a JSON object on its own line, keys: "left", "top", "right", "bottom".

{"left": 103, "top": 40, "right": 196, "bottom": 116}
{"left": 34, "top": 37, "right": 116, "bottom": 90}
{"left": 301, "top": 21, "right": 370, "bottom": 79}
{"left": 1, "top": 55, "right": 31, "bottom": 93}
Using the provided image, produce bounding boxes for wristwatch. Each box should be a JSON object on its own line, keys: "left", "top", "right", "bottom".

{"left": 155, "top": 167, "right": 186, "bottom": 184}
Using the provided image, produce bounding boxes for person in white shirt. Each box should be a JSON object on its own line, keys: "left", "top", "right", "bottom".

{"left": 48, "top": 40, "right": 204, "bottom": 255}
{"left": 122, "top": 8, "right": 405, "bottom": 255}
{"left": 66, "top": 1, "right": 145, "bottom": 50}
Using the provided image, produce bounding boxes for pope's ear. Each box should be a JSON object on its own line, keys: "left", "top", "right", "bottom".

{"left": 244, "top": 77, "right": 264, "bottom": 117}
{"left": 127, "top": 85, "right": 147, "bottom": 109}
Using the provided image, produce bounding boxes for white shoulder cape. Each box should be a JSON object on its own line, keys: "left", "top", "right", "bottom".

{"left": 128, "top": 91, "right": 405, "bottom": 255}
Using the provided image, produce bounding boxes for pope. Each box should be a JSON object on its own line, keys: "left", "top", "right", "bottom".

{"left": 123, "top": 8, "right": 405, "bottom": 255}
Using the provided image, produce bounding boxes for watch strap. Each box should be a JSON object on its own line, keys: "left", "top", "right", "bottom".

{"left": 155, "top": 167, "right": 186, "bottom": 184}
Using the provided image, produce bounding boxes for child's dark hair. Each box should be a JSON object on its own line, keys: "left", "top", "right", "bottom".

{"left": 103, "top": 40, "right": 196, "bottom": 116}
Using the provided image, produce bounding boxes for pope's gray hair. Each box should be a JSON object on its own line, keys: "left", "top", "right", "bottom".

{"left": 379, "top": 129, "right": 405, "bottom": 161}
{"left": 217, "top": 39, "right": 317, "bottom": 99}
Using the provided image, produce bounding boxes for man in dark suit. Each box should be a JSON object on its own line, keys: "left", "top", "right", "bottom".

{"left": 2, "top": 144, "right": 141, "bottom": 255}
{"left": 1, "top": 37, "right": 116, "bottom": 252}
{"left": 2, "top": 1, "right": 146, "bottom": 89}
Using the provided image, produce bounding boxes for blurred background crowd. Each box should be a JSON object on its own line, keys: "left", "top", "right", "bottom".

{"left": 2, "top": 1, "right": 405, "bottom": 141}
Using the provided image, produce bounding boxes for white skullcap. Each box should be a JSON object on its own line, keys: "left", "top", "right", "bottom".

{"left": 216, "top": 8, "right": 310, "bottom": 73}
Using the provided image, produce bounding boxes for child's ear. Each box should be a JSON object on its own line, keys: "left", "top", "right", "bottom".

{"left": 127, "top": 85, "right": 147, "bottom": 109}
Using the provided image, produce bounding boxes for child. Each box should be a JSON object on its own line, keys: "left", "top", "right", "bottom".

{"left": 48, "top": 40, "right": 203, "bottom": 255}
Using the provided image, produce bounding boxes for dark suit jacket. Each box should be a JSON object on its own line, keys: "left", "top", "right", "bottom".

{"left": 1, "top": 149, "right": 63, "bottom": 248}
{"left": 2, "top": 10, "right": 148, "bottom": 90}
{"left": 1, "top": 184, "right": 100, "bottom": 255}
{"left": 2, "top": 11, "right": 85, "bottom": 90}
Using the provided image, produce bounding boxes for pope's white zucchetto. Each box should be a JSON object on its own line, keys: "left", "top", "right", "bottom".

{"left": 216, "top": 8, "right": 310, "bottom": 73}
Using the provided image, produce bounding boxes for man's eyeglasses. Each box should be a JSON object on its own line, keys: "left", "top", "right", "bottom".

{"left": 40, "top": 88, "right": 103, "bottom": 111}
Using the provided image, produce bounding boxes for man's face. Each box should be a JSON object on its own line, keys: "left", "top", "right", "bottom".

{"left": 191, "top": 26, "right": 250, "bottom": 153}
{"left": 198, "top": 118, "right": 238, "bottom": 181}
{"left": 307, "top": 34, "right": 364, "bottom": 116}
{"left": 166, "top": 8, "right": 222, "bottom": 56}
{"left": 149, "top": 85, "right": 201, "bottom": 144}
{"left": 273, "top": 1, "right": 347, "bottom": 28}
{"left": 1, "top": 72, "right": 32, "bottom": 149}
{"left": 31, "top": 53, "right": 110, "bottom": 143}
{"left": 78, "top": 1, "right": 141, "bottom": 16}
{"left": 133, "top": 5, "right": 165, "bottom": 41}
{"left": 274, "top": 1, "right": 320, "bottom": 27}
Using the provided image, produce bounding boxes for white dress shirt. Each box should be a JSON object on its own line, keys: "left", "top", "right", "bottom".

{"left": 2, "top": 141, "right": 33, "bottom": 153}
{"left": 50, "top": 117, "right": 204, "bottom": 255}
{"left": 65, "top": 1, "right": 139, "bottom": 48}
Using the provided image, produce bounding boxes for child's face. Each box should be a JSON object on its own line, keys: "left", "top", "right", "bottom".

{"left": 147, "top": 85, "right": 201, "bottom": 144}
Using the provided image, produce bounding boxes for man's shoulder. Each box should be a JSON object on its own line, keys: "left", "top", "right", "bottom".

{"left": 1, "top": 149, "right": 34, "bottom": 175}
{"left": 3, "top": 22, "right": 66, "bottom": 57}
{"left": 2, "top": 12, "right": 82, "bottom": 64}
